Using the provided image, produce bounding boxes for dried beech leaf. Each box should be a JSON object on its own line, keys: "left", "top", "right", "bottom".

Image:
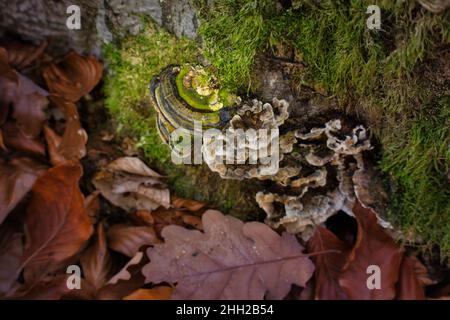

{"left": 93, "top": 158, "right": 170, "bottom": 212}
{"left": 49, "top": 96, "right": 87, "bottom": 161}
{"left": 107, "top": 157, "right": 163, "bottom": 177}
{"left": 171, "top": 196, "right": 206, "bottom": 212}
{"left": 80, "top": 223, "right": 112, "bottom": 290}
{"left": 1, "top": 121, "right": 46, "bottom": 156}
{"left": 0, "top": 157, "right": 47, "bottom": 224}
{"left": 108, "top": 252, "right": 144, "bottom": 285}
{"left": 107, "top": 225, "right": 158, "bottom": 257}
{"left": 84, "top": 191, "right": 100, "bottom": 224}
{"left": 21, "top": 162, "right": 93, "bottom": 283}
{"left": 13, "top": 275, "right": 71, "bottom": 300}
{"left": 181, "top": 215, "right": 203, "bottom": 230}
{"left": 97, "top": 251, "right": 148, "bottom": 300}
{"left": 12, "top": 74, "right": 48, "bottom": 138}
{"left": 3, "top": 41, "right": 47, "bottom": 70}
{"left": 0, "top": 225, "right": 23, "bottom": 294}
{"left": 124, "top": 287, "right": 173, "bottom": 300}
{"left": 0, "top": 48, "right": 19, "bottom": 124}
{"left": 338, "top": 201, "right": 404, "bottom": 300}
{"left": 42, "top": 52, "right": 103, "bottom": 102}
{"left": 407, "top": 256, "right": 435, "bottom": 287}
{"left": 396, "top": 256, "right": 426, "bottom": 300}
{"left": 307, "top": 226, "right": 349, "bottom": 300}
{"left": 43, "top": 125, "right": 65, "bottom": 166}
{"left": 151, "top": 207, "right": 204, "bottom": 236}
{"left": 142, "top": 210, "right": 314, "bottom": 300}
{"left": 129, "top": 210, "right": 154, "bottom": 226}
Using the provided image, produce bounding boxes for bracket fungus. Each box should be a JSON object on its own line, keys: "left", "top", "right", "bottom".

{"left": 202, "top": 100, "right": 389, "bottom": 240}
{"left": 255, "top": 119, "right": 391, "bottom": 240}
{"left": 149, "top": 64, "right": 238, "bottom": 144}
{"left": 149, "top": 64, "right": 390, "bottom": 241}
{"left": 202, "top": 98, "right": 292, "bottom": 182}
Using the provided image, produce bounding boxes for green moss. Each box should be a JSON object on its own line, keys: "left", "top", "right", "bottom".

{"left": 197, "top": 0, "right": 449, "bottom": 102}
{"left": 103, "top": 18, "right": 261, "bottom": 218}
{"left": 196, "top": 0, "right": 277, "bottom": 92}
{"left": 380, "top": 97, "right": 450, "bottom": 255}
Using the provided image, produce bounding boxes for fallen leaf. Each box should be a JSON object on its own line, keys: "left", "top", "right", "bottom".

{"left": 13, "top": 275, "right": 71, "bottom": 300}
{"left": 93, "top": 158, "right": 170, "bottom": 213}
{"left": 0, "top": 48, "right": 19, "bottom": 124}
{"left": 84, "top": 191, "right": 100, "bottom": 224}
{"left": 151, "top": 207, "right": 204, "bottom": 236}
{"left": 97, "top": 251, "right": 148, "bottom": 300}
{"left": 12, "top": 74, "right": 48, "bottom": 138}
{"left": 396, "top": 256, "right": 426, "bottom": 300}
{"left": 0, "top": 157, "right": 47, "bottom": 224}
{"left": 142, "top": 210, "right": 314, "bottom": 300}
{"left": 107, "top": 225, "right": 158, "bottom": 257}
{"left": 1, "top": 121, "right": 45, "bottom": 156}
{"left": 407, "top": 256, "right": 435, "bottom": 287}
{"left": 42, "top": 52, "right": 103, "bottom": 102}
{"left": 338, "top": 201, "right": 404, "bottom": 300}
{"left": 80, "top": 223, "right": 112, "bottom": 290}
{"left": 0, "top": 224, "right": 23, "bottom": 295}
{"left": 129, "top": 210, "right": 154, "bottom": 226}
{"left": 106, "top": 157, "right": 163, "bottom": 177}
{"left": 21, "top": 162, "right": 93, "bottom": 284}
{"left": 307, "top": 226, "right": 349, "bottom": 300}
{"left": 108, "top": 252, "right": 144, "bottom": 285}
{"left": 43, "top": 125, "right": 65, "bottom": 166}
{"left": 124, "top": 287, "right": 173, "bottom": 300}
{"left": 181, "top": 215, "right": 203, "bottom": 230}
{"left": 49, "top": 96, "right": 87, "bottom": 161}
{"left": 3, "top": 41, "right": 47, "bottom": 70}
{"left": 0, "top": 130, "right": 5, "bottom": 151}
{"left": 172, "top": 196, "right": 207, "bottom": 212}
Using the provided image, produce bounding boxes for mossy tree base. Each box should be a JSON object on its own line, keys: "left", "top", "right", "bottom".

{"left": 104, "top": 2, "right": 450, "bottom": 258}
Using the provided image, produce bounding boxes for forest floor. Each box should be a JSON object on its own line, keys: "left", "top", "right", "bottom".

{"left": 1, "top": 0, "right": 449, "bottom": 300}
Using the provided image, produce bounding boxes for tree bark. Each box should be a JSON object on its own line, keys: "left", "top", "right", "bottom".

{"left": 0, "top": 0, "right": 199, "bottom": 56}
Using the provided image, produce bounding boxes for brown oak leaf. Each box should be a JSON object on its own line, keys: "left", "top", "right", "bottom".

{"left": 142, "top": 210, "right": 314, "bottom": 300}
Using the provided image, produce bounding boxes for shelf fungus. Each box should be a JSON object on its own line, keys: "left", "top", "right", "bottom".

{"left": 202, "top": 98, "right": 292, "bottom": 182}
{"left": 149, "top": 65, "right": 390, "bottom": 240}
{"left": 255, "top": 119, "right": 391, "bottom": 240}
{"left": 149, "top": 64, "right": 238, "bottom": 145}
